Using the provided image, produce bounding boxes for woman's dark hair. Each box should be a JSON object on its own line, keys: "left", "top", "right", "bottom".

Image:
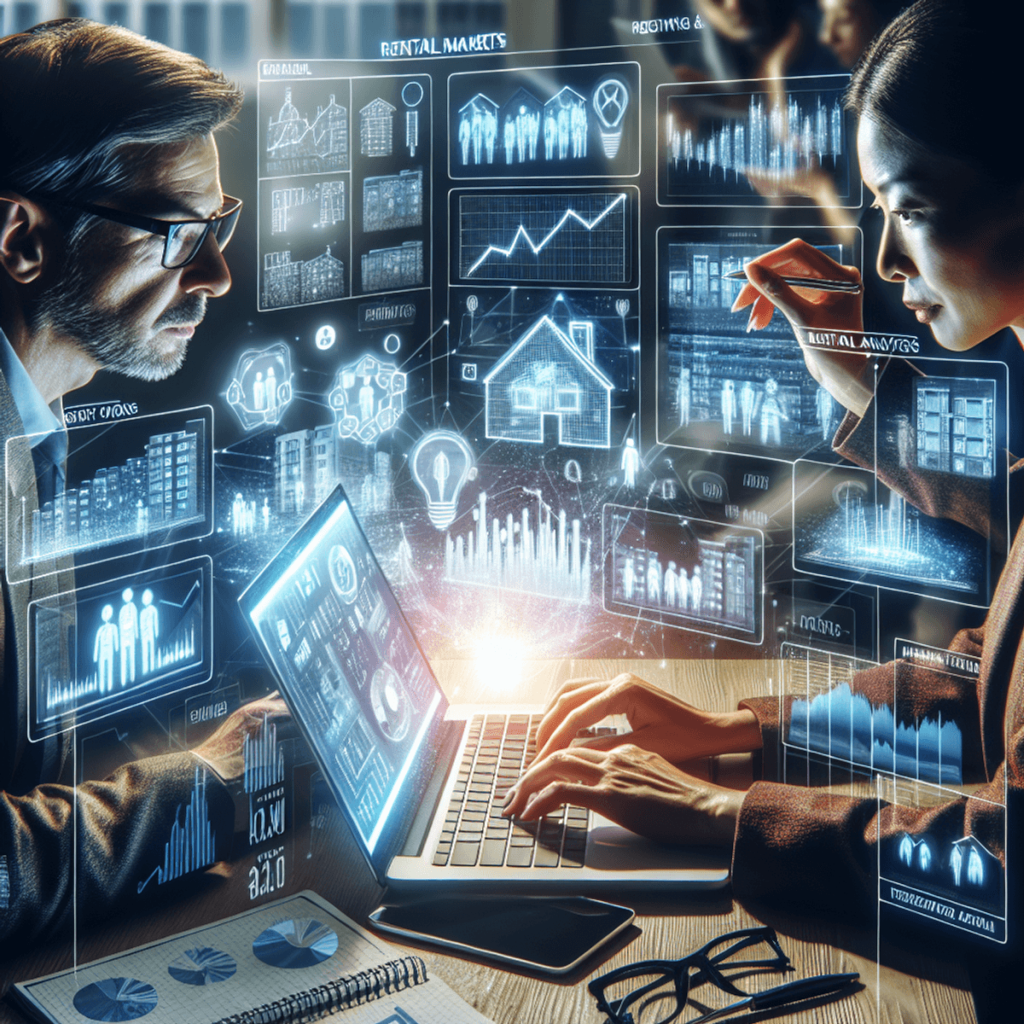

{"left": 847, "top": 0, "right": 1019, "bottom": 183}
{"left": 0, "top": 18, "right": 243, "bottom": 204}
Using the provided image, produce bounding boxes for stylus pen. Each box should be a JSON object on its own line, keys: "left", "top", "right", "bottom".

{"left": 722, "top": 269, "right": 862, "bottom": 294}
{"left": 704, "top": 972, "right": 860, "bottom": 1022}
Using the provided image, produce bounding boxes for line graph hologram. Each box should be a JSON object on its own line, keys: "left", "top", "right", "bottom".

{"left": 458, "top": 192, "right": 628, "bottom": 283}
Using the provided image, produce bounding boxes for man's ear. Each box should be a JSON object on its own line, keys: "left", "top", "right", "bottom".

{"left": 0, "top": 194, "right": 54, "bottom": 284}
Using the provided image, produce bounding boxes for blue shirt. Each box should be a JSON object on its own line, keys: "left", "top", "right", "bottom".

{"left": 0, "top": 328, "right": 68, "bottom": 500}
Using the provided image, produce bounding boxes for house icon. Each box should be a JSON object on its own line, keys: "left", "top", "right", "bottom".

{"left": 483, "top": 315, "right": 612, "bottom": 448}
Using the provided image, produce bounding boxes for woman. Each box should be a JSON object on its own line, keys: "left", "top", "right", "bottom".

{"left": 504, "top": 0, "right": 1022, "bottom": 920}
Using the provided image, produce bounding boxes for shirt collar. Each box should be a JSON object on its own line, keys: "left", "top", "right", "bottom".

{"left": 0, "top": 328, "right": 65, "bottom": 448}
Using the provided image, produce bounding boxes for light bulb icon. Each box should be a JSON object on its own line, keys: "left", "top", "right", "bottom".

{"left": 592, "top": 76, "right": 630, "bottom": 159}
{"left": 410, "top": 430, "right": 475, "bottom": 531}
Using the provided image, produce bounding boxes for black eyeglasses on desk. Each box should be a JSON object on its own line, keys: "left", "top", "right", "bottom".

{"left": 588, "top": 926, "right": 859, "bottom": 1024}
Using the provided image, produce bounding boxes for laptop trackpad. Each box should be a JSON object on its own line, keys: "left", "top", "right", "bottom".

{"left": 585, "top": 820, "right": 729, "bottom": 872}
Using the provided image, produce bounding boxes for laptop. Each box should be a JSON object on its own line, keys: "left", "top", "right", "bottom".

{"left": 239, "top": 485, "right": 730, "bottom": 894}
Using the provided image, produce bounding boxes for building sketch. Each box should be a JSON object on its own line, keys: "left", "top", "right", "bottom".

{"left": 444, "top": 490, "right": 591, "bottom": 603}
{"left": 262, "top": 247, "right": 345, "bottom": 309}
{"left": 483, "top": 315, "right": 612, "bottom": 448}
{"left": 914, "top": 377, "right": 996, "bottom": 478}
{"left": 458, "top": 191, "right": 628, "bottom": 283}
{"left": 362, "top": 168, "right": 423, "bottom": 232}
{"left": 360, "top": 97, "right": 396, "bottom": 157}
{"left": 24, "top": 420, "right": 204, "bottom": 565}
{"left": 267, "top": 87, "right": 349, "bottom": 175}
{"left": 271, "top": 180, "right": 345, "bottom": 234}
{"left": 361, "top": 240, "right": 423, "bottom": 292}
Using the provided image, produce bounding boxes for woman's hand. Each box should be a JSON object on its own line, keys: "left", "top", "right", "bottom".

{"left": 532, "top": 673, "right": 762, "bottom": 767}
{"left": 732, "top": 238, "right": 875, "bottom": 418}
{"left": 502, "top": 744, "right": 743, "bottom": 848}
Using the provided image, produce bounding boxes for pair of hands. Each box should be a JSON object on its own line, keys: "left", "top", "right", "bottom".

{"left": 501, "top": 674, "right": 762, "bottom": 848}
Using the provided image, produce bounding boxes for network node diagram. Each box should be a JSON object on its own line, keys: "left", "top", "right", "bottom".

{"left": 329, "top": 355, "right": 407, "bottom": 444}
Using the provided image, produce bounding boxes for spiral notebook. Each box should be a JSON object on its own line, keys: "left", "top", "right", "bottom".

{"left": 12, "top": 891, "right": 493, "bottom": 1024}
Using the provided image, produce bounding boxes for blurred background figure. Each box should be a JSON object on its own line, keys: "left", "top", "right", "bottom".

{"left": 817, "top": 0, "right": 907, "bottom": 68}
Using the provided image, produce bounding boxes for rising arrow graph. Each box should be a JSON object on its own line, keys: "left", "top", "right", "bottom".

{"left": 460, "top": 192, "right": 628, "bottom": 282}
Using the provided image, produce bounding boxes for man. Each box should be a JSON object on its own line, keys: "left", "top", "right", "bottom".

{"left": 0, "top": 19, "right": 285, "bottom": 954}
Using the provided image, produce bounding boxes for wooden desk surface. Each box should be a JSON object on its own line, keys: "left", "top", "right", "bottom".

{"left": 0, "top": 659, "right": 976, "bottom": 1024}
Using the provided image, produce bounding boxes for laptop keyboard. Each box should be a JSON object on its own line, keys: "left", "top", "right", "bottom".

{"left": 432, "top": 714, "right": 589, "bottom": 869}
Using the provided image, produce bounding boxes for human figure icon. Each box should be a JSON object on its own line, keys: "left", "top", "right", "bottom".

{"left": 691, "top": 565, "right": 703, "bottom": 612}
{"left": 459, "top": 113, "right": 471, "bottom": 164}
{"left": 504, "top": 115, "right": 515, "bottom": 163}
{"left": 252, "top": 371, "right": 265, "bottom": 411}
{"left": 262, "top": 497, "right": 271, "bottom": 532}
{"left": 94, "top": 605, "right": 119, "bottom": 694}
{"left": 721, "top": 379, "right": 736, "bottom": 435}
{"left": 664, "top": 561, "right": 678, "bottom": 607}
{"left": 358, "top": 377, "right": 375, "bottom": 423}
{"left": 677, "top": 368, "right": 691, "bottom": 427}
{"left": 760, "top": 378, "right": 788, "bottom": 446}
{"left": 140, "top": 588, "right": 159, "bottom": 675}
{"left": 739, "top": 381, "right": 756, "bottom": 436}
{"left": 119, "top": 588, "right": 139, "bottom": 686}
{"left": 622, "top": 554, "right": 635, "bottom": 600}
{"left": 621, "top": 437, "right": 640, "bottom": 489}
{"left": 265, "top": 366, "right": 278, "bottom": 413}
{"left": 232, "top": 492, "right": 245, "bottom": 536}
{"left": 678, "top": 567, "right": 690, "bottom": 610}
{"left": 646, "top": 554, "right": 661, "bottom": 604}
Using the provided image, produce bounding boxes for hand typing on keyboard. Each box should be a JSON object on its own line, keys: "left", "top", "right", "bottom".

{"left": 500, "top": 674, "right": 761, "bottom": 848}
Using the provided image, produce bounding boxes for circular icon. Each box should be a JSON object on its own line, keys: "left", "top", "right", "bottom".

{"left": 328, "top": 544, "right": 359, "bottom": 603}
{"left": 253, "top": 919, "right": 339, "bottom": 969}
{"left": 402, "top": 81, "right": 424, "bottom": 107}
{"left": 73, "top": 979, "right": 158, "bottom": 1021}
{"left": 383, "top": 333, "right": 400, "bottom": 355}
{"left": 315, "top": 325, "right": 336, "bottom": 350}
{"left": 369, "top": 663, "right": 412, "bottom": 742}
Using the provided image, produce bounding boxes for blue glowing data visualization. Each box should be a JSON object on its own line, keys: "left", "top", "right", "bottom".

{"left": 137, "top": 766, "right": 218, "bottom": 894}
{"left": 878, "top": 777, "right": 1006, "bottom": 942}
{"left": 793, "top": 461, "right": 995, "bottom": 604}
{"left": 454, "top": 188, "right": 636, "bottom": 286}
{"left": 448, "top": 62, "right": 640, "bottom": 178}
{"left": 29, "top": 558, "right": 212, "bottom": 740}
{"left": 6, "top": 407, "right": 212, "bottom": 583}
{"left": 603, "top": 505, "right": 763, "bottom": 644}
{"left": 782, "top": 645, "right": 963, "bottom": 785}
{"left": 73, "top": 979, "right": 158, "bottom": 1022}
{"left": 656, "top": 227, "right": 858, "bottom": 460}
{"left": 657, "top": 75, "right": 857, "bottom": 206}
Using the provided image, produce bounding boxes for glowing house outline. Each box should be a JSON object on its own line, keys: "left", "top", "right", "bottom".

{"left": 483, "top": 315, "right": 612, "bottom": 448}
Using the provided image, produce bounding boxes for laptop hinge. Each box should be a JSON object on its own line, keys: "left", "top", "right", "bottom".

{"left": 398, "top": 717, "right": 464, "bottom": 858}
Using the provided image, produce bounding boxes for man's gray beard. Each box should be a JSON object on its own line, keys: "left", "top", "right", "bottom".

{"left": 27, "top": 236, "right": 205, "bottom": 382}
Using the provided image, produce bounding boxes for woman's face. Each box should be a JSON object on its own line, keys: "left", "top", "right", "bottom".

{"left": 858, "top": 115, "right": 1024, "bottom": 351}
{"left": 818, "top": 0, "right": 877, "bottom": 69}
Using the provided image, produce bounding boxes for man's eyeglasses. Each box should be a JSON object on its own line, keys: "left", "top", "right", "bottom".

{"left": 588, "top": 926, "right": 858, "bottom": 1024}
{"left": 38, "top": 193, "right": 243, "bottom": 269}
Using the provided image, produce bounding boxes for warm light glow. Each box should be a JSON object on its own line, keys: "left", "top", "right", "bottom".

{"left": 473, "top": 635, "right": 527, "bottom": 693}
